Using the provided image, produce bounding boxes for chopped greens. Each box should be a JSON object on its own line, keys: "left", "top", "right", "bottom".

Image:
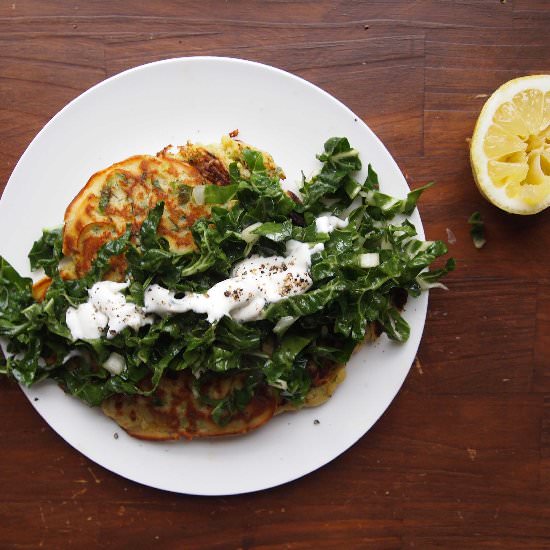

{"left": 98, "top": 185, "right": 111, "bottom": 213}
{"left": 468, "top": 211, "right": 486, "bottom": 249}
{"left": 0, "top": 138, "right": 453, "bottom": 421}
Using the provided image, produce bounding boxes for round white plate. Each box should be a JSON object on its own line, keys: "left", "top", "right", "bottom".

{"left": 0, "top": 57, "right": 426, "bottom": 495}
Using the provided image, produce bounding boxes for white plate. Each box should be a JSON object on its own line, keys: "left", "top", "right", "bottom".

{"left": 0, "top": 57, "right": 426, "bottom": 495}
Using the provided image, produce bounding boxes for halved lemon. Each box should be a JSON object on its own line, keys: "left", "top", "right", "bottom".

{"left": 470, "top": 75, "right": 550, "bottom": 214}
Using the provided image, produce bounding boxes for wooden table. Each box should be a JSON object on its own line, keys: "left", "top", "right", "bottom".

{"left": 1, "top": 1, "right": 549, "bottom": 548}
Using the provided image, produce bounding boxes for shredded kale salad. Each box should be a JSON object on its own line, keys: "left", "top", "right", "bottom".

{"left": 0, "top": 138, "right": 454, "bottom": 418}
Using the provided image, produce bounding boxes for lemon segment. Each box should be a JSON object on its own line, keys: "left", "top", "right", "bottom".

{"left": 483, "top": 123, "right": 527, "bottom": 159}
{"left": 487, "top": 159, "right": 528, "bottom": 188}
{"left": 470, "top": 75, "right": 550, "bottom": 214}
{"left": 512, "top": 89, "right": 544, "bottom": 136}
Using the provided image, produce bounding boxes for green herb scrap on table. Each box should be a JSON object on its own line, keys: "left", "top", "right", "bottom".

{"left": 0, "top": 136, "right": 454, "bottom": 440}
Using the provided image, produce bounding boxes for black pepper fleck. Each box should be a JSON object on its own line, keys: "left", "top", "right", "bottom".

{"left": 314, "top": 419, "right": 320, "bottom": 425}
{"left": 114, "top": 432, "right": 119, "bottom": 439}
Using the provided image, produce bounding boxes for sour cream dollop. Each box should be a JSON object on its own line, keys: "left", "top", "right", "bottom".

{"left": 66, "top": 281, "right": 151, "bottom": 340}
{"left": 315, "top": 214, "right": 349, "bottom": 234}
{"left": 144, "top": 240, "right": 324, "bottom": 324}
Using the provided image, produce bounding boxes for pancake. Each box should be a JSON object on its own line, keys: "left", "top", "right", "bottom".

{"left": 61, "top": 133, "right": 282, "bottom": 280}
{"left": 162, "top": 133, "right": 284, "bottom": 181}
{"left": 101, "top": 371, "right": 278, "bottom": 440}
{"left": 61, "top": 155, "right": 213, "bottom": 280}
{"left": 101, "top": 362, "right": 345, "bottom": 440}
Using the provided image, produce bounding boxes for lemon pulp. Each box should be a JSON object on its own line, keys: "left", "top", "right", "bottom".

{"left": 485, "top": 88, "right": 550, "bottom": 207}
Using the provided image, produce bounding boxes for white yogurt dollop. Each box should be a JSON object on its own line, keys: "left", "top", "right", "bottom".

{"left": 66, "top": 281, "right": 151, "bottom": 340}
{"left": 144, "top": 240, "right": 324, "bottom": 324}
{"left": 314, "top": 214, "right": 349, "bottom": 234}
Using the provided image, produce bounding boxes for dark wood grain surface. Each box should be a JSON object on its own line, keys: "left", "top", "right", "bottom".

{"left": 1, "top": 1, "right": 549, "bottom": 548}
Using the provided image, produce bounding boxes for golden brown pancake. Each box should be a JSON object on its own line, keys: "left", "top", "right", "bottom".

{"left": 61, "top": 134, "right": 282, "bottom": 281}
{"left": 61, "top": 155, "right": 214, "bottom": 279}
{"left": 101, "top": 362, "right": 346, "bottom": 440}
{"left": 162, "top": 134, "right": 285, "bottom": 181}
{"left": 101, "top": 371, "right": 278, "bottom": 440}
